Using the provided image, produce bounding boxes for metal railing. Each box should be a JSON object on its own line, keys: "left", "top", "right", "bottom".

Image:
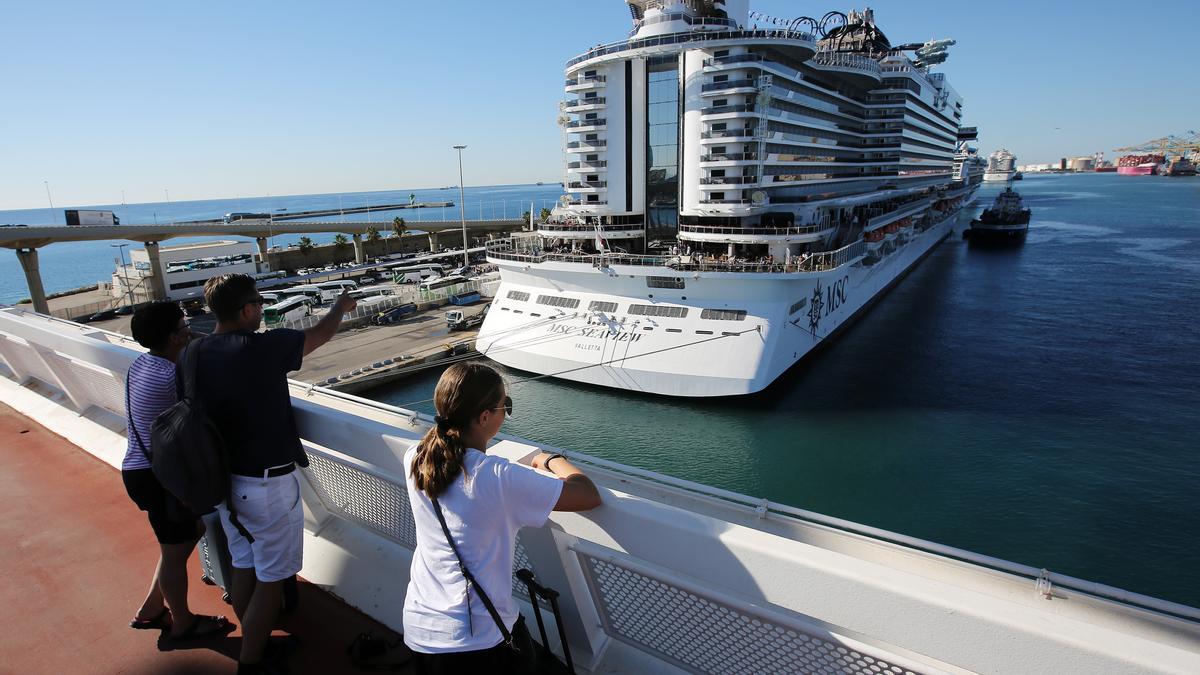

{"left": 564, "top": 75, "right": 606, "bottom": 87}
{"left": 567, "top": 181, "right": 607, "bottom": 189}
{"left": 566, "top": 140, "right": 607, "bottom": 149}
{"left": 563, "top": 97, "right": 606, "bottom": 109}
{"left": 702, "top": 78, "right": 757, "bottom": 92}
{"left": 536, "top": 223, "right": 644, "bottom": 233}
{"left": 703, "top": 53, "right": 764, "bottom": 68}
{"left": 700, "top": 176, "right": 759, "bottom": 185}
{"left": 811, "top": 51, "right": 883, "bottom": 76}
{"left": 700, "top": 152, "right": 758, "bottom": 162}
{"left": 702, "top": 103, "right": 756, "bottom": 115}
{"left": 678, "top": 223, "right": 829, "bottom": 237}
{"left": 566, "top": 161, "right": 608, "bottom": 169}
{"left": 566, "top": 28, "right": 814, "bottom": 69}
{"left": 701, "top": 129, "right": 761, "bottom": 140}
{"left": 565, "top": 118, "right": 607, "bottom": 129}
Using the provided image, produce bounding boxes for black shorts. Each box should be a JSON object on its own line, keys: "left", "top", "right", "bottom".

{"left": 122, "top": 468, "right": 200, "bottom": 545}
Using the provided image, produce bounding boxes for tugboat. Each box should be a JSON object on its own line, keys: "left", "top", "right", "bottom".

{"left": 965, "top": 187, "right": 1031, "bottom": 244}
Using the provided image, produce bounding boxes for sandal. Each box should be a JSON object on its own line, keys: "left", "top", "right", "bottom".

{"left": 130, "top": 607, "right": 171, "bottom": 631}
{"left": 169, "top": 614, "right": 234, "bottom": 641}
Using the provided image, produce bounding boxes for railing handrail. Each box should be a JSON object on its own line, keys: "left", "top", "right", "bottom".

{"left": 568, "top": 28, "right": 814, "bottom": 69}
{"left": 678, "top": 223, "right": 829, "bottom": 236}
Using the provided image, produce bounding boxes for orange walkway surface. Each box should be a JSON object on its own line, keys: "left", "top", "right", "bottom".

{"left": 0, "top": 402, "right": 410, "bottom": 674}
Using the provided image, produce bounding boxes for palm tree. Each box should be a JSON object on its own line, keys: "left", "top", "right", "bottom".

{"left": 391, "top": 217, "right": 407, "bottom": 239}
{"left": 539, "top": 207, "right": 552, "bottom": 223}
{"left": 366, "top": 225, "right": 381, "bottom": 242}
{"left": 298, "top": 236, "right": 314, "bottom": 255}
{"left": 333, "top": 233, "right": 349, "bottom": 249}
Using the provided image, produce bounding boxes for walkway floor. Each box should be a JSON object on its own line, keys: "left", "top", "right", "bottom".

{"left": 0, "top": 402, "right": 412, "bottom": 674}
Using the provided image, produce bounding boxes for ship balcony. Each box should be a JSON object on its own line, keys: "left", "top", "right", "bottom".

{"left": 564, "top": 75, "right": 606, "bottom": 92}
{"left": 809, "top": 51, "right": 883, "bottom": 84}
{"left": 566, "top": 139, "right": 607, "bottom": 153}
{"left": 700, "top": 103, "right": 758, "bottom": 121}
{"left": 702, "top": 53, "right": 764, "bottom": 72}
{"left": 699, "top": 176, "right": 760, "bottom": 188}
{"left": 699, "top": 128, "right": 763, "bottom": 143}
{"left": 701, "top": 78, "right": 759, "bottom": 96}
{"left": 566, "top": 160, "right": 608, "bottom": 172}
{"left": 566, "top": 118, "right": 607, "bottom": 132}
{"left": 677, "top": 222, "right": 832, "bottom": 244}
{"left": 563, "top": 97, "right": 606, "bottom": 112}
{"left": 699, "top": 152, "right": 759, "bottom": 166}
{"left": 694, "top": 199, "right": 764, "bottom": 217}
{"left": 535, "top": 222, "right": 644, "bottom": 240}
{"left": 863, "top": 199, "right": 934, "bottom": 233}
{"left": 567, "top": 181, "right": 607, "bottom": 193}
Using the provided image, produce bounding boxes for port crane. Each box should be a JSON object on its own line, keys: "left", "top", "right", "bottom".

{"left": 1113, "top": 131, "right": 1200, "bottom": 159}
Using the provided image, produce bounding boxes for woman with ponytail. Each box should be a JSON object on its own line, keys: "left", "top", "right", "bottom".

{"left": 402, "top": 362, "right": 601, "bottom": 672}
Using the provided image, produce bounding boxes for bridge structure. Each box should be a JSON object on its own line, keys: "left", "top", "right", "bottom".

{"left": 0, "top": 218, "right": 525, "bottom": 313}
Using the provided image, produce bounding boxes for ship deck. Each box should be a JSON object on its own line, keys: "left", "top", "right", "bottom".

{"left": 0, "top": 401, "right": 410, "bottom": 674}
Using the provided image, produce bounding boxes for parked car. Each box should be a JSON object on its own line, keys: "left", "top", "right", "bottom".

{"left": 115, "top": 305, "right": 135, "bottom": 316}
{"left": 358, "top": 275, "right": 378, "bottom": 285}
{"left": 372, "top": 303, "right": 418, "bottom": 326}
{"left": 88, "top": 309, "right": 118, "bottom": 322}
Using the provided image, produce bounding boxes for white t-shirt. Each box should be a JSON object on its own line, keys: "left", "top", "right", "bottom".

{"left": 403, "top": 446, "right": 563, "bottom": 653}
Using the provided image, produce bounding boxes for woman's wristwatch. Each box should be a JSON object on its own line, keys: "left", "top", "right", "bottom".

{"left": 544, "top": 453, "right": 566, "bottom": 472}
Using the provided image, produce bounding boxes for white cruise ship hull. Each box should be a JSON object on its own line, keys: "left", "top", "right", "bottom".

{"left": 478, "top": 215, "right": 958, "bottom": 397}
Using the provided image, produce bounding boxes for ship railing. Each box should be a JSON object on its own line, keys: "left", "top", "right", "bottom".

{"left": 701, "top": 103, "right": 756, "bottom": 115}
{"left": 701, "top": 78, "right": 758, "bottom": 92}
{"left": 629, "top": 10, "right": 739, "bottom": 37}
{"left": 562, "top": 97, "right": 607, "bottom": 109}
{"left": 566, "top": 140, "right": 607, "bottom": 149}
{"left": 703, "top": 53, "right": 764, "bottom": 68}
{"left": 564, "top": 75, "right": 606, "bottom": 87}
{"left": 810, "top": 51, "right": 883, "bottom": 76}
{"left": 700, "top": 152, "right": 758, "bottom": 162}
{"left": 535, "top": 223, "right": 644, "bottom": 233}
{"left": 678, "top": 223, "right": 830, "bottom": 237}
{"left": 567, "top": 181, "right": 607, "bottom": 189}
{"left": 566, "top": 160, "right": 608, "bottom": 169}
{"left": 564, "top": 118, "right": 607, "bottom": 129}
{"left": 3, "top": 307, "right": 1199, "bottom": 674}
{"left": 567, "top": 28, "right": 816, "bottom": 69}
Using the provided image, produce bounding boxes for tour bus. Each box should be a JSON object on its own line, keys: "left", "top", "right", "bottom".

{"left": 349, "top": 288, "right": 394, "bottom": 301}
{"left": 388, "top": 264, "right": 444, "bottom": 284}
{"left": 418, "top": 275, "right": 467, "bottom": 293}
{"left": 316, "top": 280, "right": 358, "bottom": 302}
{"left": 263, "top": 296, "right": 311, "bottom": 326}
{"left": 277, "top": 285, "right": 324, "bottom": 306}
{"left": 259, "top": 292, "right": 281, "bottom": 306}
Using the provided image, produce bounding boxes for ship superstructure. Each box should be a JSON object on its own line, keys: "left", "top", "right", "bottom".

{"left": 982, "top": 148, "right": 1017, "bottom": 182}
{"left": 478, "top": 2, "right": 981, "bottom": 396}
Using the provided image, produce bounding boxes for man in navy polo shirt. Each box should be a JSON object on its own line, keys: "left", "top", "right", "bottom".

{"left": 189, "top": 273, "right": 355, "bottom": 675}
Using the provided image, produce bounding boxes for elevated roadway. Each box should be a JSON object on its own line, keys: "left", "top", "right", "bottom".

{"left": 2, "top": 218, "right": 524, "bottom": 313}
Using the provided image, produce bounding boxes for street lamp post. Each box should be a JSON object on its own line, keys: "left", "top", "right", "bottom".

{"left": 453, "top": 145, "right": 470, "bottom": 267}
{"left": 111, "top": 243, "right": 134, "bottom": 308}
{"left": 44, "top": 181, "right": 56, "bottom": 224}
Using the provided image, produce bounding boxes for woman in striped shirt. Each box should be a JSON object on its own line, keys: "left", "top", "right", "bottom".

{"left": 124, "top": 301, "right": 231, "bottom": 639}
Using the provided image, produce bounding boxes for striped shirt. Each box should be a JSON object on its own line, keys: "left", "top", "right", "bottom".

{"left": 123, "top": 353, "right": 178, "bottom": 471}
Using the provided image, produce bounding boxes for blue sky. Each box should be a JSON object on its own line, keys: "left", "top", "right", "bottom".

{"left": 3, "top": 0, "right": 1196, "bottom": 209}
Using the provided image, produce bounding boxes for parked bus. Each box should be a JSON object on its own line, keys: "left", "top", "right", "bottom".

{"left": 388, "top": 264, "right": 444, "bottom": 284}
{"left": 349, "top": 288, "right": 393, "bottom": 301}
{"left": 316, "top": 280, "right": 358, "bottom": 302}
{"left": 278, "top": 285, "right": 324, "bottom": 306}
{"left": 419, "top": 275, "right": 467, "bottom": 293}
{"left": 263, "top": 296, "right": 311, "bottom": 326}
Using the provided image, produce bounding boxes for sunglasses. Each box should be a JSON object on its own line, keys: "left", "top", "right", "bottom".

{"left": 244, "top": 295, "right": 266, "bottom": 307}
{"left": 492, "top": 396, "right": 513, "bottom": 416}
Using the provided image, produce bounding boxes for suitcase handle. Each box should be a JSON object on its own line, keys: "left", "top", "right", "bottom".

{"left": 516, "top": 568, "right": 575, "bottom": 674}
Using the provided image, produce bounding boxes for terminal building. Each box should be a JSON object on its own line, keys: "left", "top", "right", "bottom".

{"left": 111, "top": 240, "right": 263, "bottom": 304}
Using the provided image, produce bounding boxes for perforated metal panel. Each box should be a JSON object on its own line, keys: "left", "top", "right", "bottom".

{"left": 512, "top": 536, "right": 534, "bottom": 600}
{"left": 55, "top": 356, "right": 125, "bottom": 416}
{"left": 0, "top": 338, "right": 60, "bottom": 390}
{"left": 580, "top": 554, "right": 921, "bottom": 675}
{"left": 304, "top": 452, "right": 417, "bottom": 548}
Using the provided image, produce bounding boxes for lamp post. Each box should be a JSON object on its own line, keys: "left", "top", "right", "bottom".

{"left": 453, "top": 145, "right": 470, "bottom": 267}
{"left": 111, "top": 243, "right": 134, "bottom": 308}
{"left": 44, "top": 181, "right": 55, "bottom": 224}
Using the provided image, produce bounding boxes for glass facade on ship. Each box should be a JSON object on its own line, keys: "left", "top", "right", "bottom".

{"left": 646, "top": 55, "right": 681, "bottom": 242}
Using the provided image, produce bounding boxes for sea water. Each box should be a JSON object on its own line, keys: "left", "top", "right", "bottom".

{"left": 370, "top": 174, "right": 1200, "bottom": 607}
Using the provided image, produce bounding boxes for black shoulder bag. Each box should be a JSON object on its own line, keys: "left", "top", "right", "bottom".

{"left": 430, "top": 498, "right": 575, "bottom": 674}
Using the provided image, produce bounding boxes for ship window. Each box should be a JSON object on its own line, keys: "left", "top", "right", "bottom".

{"left": 501, "top": 307, "right": 510, "bottom": 311}
{"left": 585, "top": 112, "right": 598, "bottom": 120}
{"left": 586, "top": 133, "right": 598, "bottom": 140}
{"left": 711, "top": 192, "right": 725, "bottom": 200}
{"left": 714, "top": 98, "right": 728, "bottom": 107}
{"left": 530, "top": 313, "right": 542, "bottom": 317}
{"left": 714, "top": 74, "right": 728, "bottom": 82}
{"left": 722, "top": 331, "right": 740, "bottom": 337}
{"left": 628, "top": 304, "right": 688, "bottom": 318}
{"left": 587, "top": 195, "right": 600, "bottom": 203}
{"left": 701, "top": 309, "right": 746, "bottom": 321}
{"left": 646, "top": 276, "right": 685, "bottom": 289}
{"left": 589, "top": 301, "right": 618, "bottom": 312}
{"left": 712, "top": 146, "right": 727, "bottom": 154}
{"left": 513, "top": 310, "right": 523, "bottom": 314}
{"left": 642, "top": 326, "right": 654, "bottom": 331}
{"left": 714, "top": 50, "right": 728, "bottom": 57}
{"left": 789, "top": 298, "right": 807, "bottom": 315}
{"left": 666, "top": 328, "right": 683, "bottom": 333}
{"left": 506, "top": 290, "right": 530, "bottom": 302}
{"left": 695, "top": 330, "right": 714, "bottom": 335}
{"left": 536, "top": 295, "right": 580, "bottom": 309}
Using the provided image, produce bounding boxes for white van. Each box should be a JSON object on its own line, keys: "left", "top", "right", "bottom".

{"left": 263, "top": 296, "right": 311, "bottom": 326}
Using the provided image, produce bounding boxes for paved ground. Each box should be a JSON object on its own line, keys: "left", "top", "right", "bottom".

{"left": 0, "top": 401, "right": 412, "bottom": 674}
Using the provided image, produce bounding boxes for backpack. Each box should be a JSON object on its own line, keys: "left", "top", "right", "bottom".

{"left": 149, "top": 337, "right": 232, "bottom": 513}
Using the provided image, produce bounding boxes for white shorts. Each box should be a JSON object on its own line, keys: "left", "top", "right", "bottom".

{"left": 217, "top": 471, "right": 304, "bottom": 583}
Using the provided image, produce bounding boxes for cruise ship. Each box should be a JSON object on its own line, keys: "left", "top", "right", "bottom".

{"left": 982, "top": 148, "right": 1017, "bottom": 182}
{"left": 478, "top": 2, "right": 983, "bottom": 397}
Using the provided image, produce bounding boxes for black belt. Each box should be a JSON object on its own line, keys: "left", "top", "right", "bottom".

{"left": 235, "top": 462, "right": 295, "bottom": 479}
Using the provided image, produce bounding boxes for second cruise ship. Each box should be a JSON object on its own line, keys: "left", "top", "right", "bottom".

{"left": 478, "top": 1, "right": 982, "bottom": 397}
